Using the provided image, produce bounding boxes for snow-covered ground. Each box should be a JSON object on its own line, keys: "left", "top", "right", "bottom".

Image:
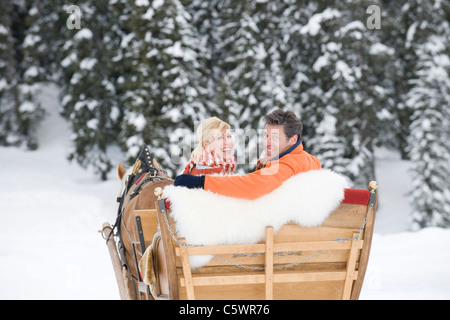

{"left": 361, "top": 150, "right": 450, "bottom": 299}
{"left": 0, "top": 84, "right": 449, "bottom": 299}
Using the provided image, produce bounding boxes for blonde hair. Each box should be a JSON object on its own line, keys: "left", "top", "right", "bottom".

{"left": 191, "top": 117, "right": 230, "bottom": 161}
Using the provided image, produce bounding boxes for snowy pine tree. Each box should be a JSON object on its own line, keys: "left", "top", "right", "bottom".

{"left": 281, "top": 2, "right": 348, "bottom": 174}
{"left": 404, "top": 0, "right": 450, "bottom": 229}
{"left": 0, "top": 0, "right": 45, "bottom": 149}
{"left": 291, "top": 1, "right": 394, "bottom": 187}
{"left": 307, "top": 107, "right": 349, "bottom": 175}
{"left": 213, "top": 1, "right": 291, "bottom": 171}
{"left": 59, "top": 1, "right": 122, "bottom": 180}
{"left": 217, "top": 7, "right": 265, "bottom": 169}
{"left": 21, "top": 0, "right": 67, "bottom": 81}
{"left": 0, "top": 1, "right": 17, "bottom": 146}
{"left": 380, "top": 1, "right": 416, "bottom": 159}
{"left": 116, "top": 0, "right": 213, "bottom": 176}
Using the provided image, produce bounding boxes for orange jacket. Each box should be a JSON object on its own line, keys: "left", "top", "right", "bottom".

{"left": 204, "top": 142, "right": 321, "bottom": 200}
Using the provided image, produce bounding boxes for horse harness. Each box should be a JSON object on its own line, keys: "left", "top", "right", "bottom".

{"left": 111, "top": 146, "right": 169, "bottom": 297}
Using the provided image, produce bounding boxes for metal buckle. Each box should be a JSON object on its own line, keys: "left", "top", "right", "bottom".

{"left": 149, "top": 169, "right": 157, "bottom": 178}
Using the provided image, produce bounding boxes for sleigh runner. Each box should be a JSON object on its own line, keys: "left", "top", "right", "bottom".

{"left": 101, "top": 152, "right": 378, "bottom": 300}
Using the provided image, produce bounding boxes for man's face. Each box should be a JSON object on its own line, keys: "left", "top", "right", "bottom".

{"left": 263, "top": 124, "right": 296, "bottom": 158}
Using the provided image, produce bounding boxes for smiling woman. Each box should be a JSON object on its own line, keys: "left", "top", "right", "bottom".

{"left": 206, "top": 130, "right": 234, "bottom": 161}
{"left": 182, "top": 117, "right": 236, "bottom": 176}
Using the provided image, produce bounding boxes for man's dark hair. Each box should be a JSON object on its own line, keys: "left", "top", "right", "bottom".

{"left": 263, "top": 109, "right": 303, "bottom": 141}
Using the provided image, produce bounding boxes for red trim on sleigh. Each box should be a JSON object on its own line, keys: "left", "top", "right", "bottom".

{"left": 342, "top": 188, "right": 370, "bottom": 205}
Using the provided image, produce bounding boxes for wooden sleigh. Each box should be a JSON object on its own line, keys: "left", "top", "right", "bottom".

{"left": 103, "top": 180, "right": 378, "bottom": 300}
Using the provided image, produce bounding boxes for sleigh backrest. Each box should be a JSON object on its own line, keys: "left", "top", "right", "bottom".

{"left": 149, "top": 184, "right": 377, "bottom": 300}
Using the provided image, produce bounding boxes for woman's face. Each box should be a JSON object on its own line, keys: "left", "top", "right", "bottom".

{"left": 206, "top": 130, "right": 234, "bottom": 160}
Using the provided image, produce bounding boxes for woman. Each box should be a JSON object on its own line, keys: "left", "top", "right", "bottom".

{"left": 183, "top": 117, "right": 236, "bottom": 176}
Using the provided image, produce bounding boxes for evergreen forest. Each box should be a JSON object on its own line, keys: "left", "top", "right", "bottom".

{"left": 1, "top": 0, "right": 449, "bottom": 229}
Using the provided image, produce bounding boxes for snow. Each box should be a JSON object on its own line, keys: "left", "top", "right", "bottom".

{"left": 120, "top": 33, "right": 135, "bottom": 48}
{"left": 370, "top": 43, "right": 395, "bottom": 56}
{"left": 87, "top": 118, "right": 99, "bottom": 130}
{"left": 0, "top": 24, "right": 8, "bottom": 35}
{"left": 0, "top": 84, "right": 119, "bottom": 299}
{"left": 135, "top": 0, "right": 149, "bottom": 6}
{"left": 300, "top": 8, "right": 342, "bottom": 36}
{"left": 338, "top": 20, "right": 365, "bottom": 36}
{"left": 143, "top": 8, "right": 155, "bottom": 21}
{"left": 80, "top": 58, "right": 97, "bottom": 70}
{"left": 1, "top": 84, "right": 449, "bottom": 299}
{"left": 127, "top": 112, "right": 147, "bottom": 131}
{"left": 406, "top": 22, "right": 418, "bottom": 48}
{"left": 152, "top": 0, "right": 164, "bottom": 10}
{"left": 60, "top": 52, "right": 76, "bottom": 68}
{"left": 165, "top": 41, "right": 184, "bottom": 58}
{"left": 23, "top": 34, "right": 42, "bottom": 48}
{"left": 313, "top": 53, "right": 330, "bottom": 72}
{"left": 335, "top": 60, "right": 356, "bottom": 82}
{"left": 74, "top": 29, "right": 93, "bottom": 41}
{"left": 19, "top": 101, "right": 36, "bottom": 113}
{"left": 0, "top": 78, "right": 7, "bottom": 90}
{"left": 24, "top": 66, "right": 39, "bottom": 79}
{"left": 70, "top": 72, "right": 82, "bottom": 85}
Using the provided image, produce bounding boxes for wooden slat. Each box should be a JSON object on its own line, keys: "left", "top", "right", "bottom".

{"left": 177, "top": 281, "right": 345, "bottom": 300}
{"left": 275, "top": 270, "right": 355, "bottom": 283}
{"left": 180, "top": 270, "right": 352, "bottom": 287}
{"left": 273, "top": 241, "right": 363, "bottom": 252}
{"left": 342, "top": 232, "right": 361, "bottom": 300}
{"left": 265, "top": 227, "right": 274, "bottom": 300}
{"left": 179, "top": 238, "right": 195, "bottom": 300}
{"left": 185, "top": 250, "right": 353, "bottom": 269}
{"left": 274, "top": 225, "right": 360, "bottom": 242}
{"left": 175, "top": 243, "right": 265, "bottom": 256}
{"left": 176, "top": 240, "right": 362, "bottom": 257}
{"left": 182, "top": 273, "right": 265, "bottom": 286}
{"left": 189, "top": 262, "right": 348, "bottom": 275}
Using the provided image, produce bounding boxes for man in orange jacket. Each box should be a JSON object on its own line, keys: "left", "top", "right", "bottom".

{"left": 174, "top": 109, "right": 321, "bottom": 200}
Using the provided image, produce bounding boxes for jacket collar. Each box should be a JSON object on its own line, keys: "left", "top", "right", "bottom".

{"left": 269, "top": 139, "right": 302, "bottom": 162}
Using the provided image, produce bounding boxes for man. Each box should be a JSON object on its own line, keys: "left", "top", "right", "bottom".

{"left": 174, "top": 109, "right": 321, "bottom": 199}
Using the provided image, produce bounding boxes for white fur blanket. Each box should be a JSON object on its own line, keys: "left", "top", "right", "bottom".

{"left": 163, "top": 169, "right": 349, "bottom": 269}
